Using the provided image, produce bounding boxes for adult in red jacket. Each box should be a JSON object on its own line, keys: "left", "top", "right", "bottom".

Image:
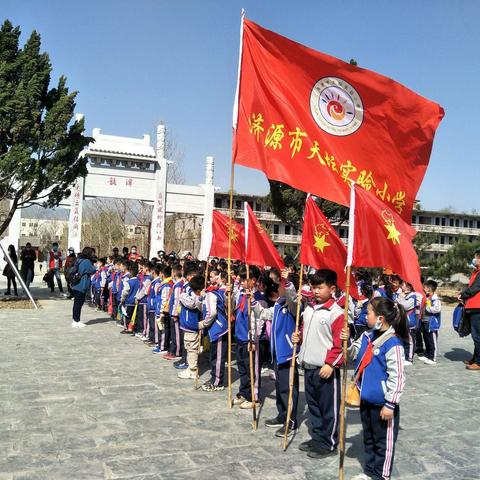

{"left": 127, "top": 245, "right": 140, "bottom": 262}
{"left": 459, "top": 248, "right": 480, "bottom": 371}
{"left": 48, "top": 242, "right": 64, "bottom": 293}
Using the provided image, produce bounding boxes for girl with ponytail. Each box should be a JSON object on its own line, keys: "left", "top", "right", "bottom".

{"left": 343, "top": 296, "right": 407, "bottom": 480}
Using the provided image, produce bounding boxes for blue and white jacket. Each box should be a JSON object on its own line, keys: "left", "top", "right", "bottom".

{"left": 169, "top": 279, "right": 184, "bottom": 317}
{"left": 121, "top": 275, "right": 139, "bottom": 306}
{"left": 349, "top": 326, "right": 405, "bottom": 409}
{"left": 396, "top": 292, "right": 419, "bottom": 329}
{"left": 253, "top": 282, "right": 297, "bottom": 365}
{"left": 422, "top": 293, "right": 441, "bottom": 332}
{"left": 179, "top": 283, "right": 202, "bottom": 332}
{"left": 147, "top": 277, "right": 161, "bottom": 312}
{"left": 354, "top": 299, "right": 369, "bottom": 327}
{"left": 203, "top": 287, "right": 228, "bottom": 342}
{"left": 155, "top": 278, "right": 173, "bottom": 318}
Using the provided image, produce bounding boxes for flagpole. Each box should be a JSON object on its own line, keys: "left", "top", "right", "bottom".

{"left": 195, "top": 258, "right": 210, "bottom": 390}
{"left": 339, "top": 184, "right": 356, "bottom": 480}
{"left": 282, "top": 263, "right": 304, "bottom": 450}
{"left": 226, "top": 161, "right": 235, "bottom": 408}
{"left": 227, "top": 7, "right": 245, "bottom": 410}
{"left": 246, "top": 263, "right": 258, "bottom": 430}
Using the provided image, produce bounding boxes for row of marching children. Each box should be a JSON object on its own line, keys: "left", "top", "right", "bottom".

{"left": 88, "top": 255, "right": 441, "bottom": 480}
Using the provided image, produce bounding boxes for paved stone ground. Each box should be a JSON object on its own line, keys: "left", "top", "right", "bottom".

{"left": 1, "top": 279, "right": 479, "bottom": 479}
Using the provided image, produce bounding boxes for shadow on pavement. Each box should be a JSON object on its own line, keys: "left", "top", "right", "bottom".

{"left": 444, "top": 347, "right": 472, "bottom": 362}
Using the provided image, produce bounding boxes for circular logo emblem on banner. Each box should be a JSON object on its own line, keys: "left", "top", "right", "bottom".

{"left": 310, "top": 77, "right": 364, "bottom": 136}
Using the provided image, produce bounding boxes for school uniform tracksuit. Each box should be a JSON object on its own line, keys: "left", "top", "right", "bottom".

{"left": 147, "top": 277, "right": 161, "bottom": 342}
{"left": 349, "top": 326, "right": 405, "bottom": 480}
{"left": 179, "top": 284, "right": 202, "bottom": 371}
{"left": 419, "top": 294, "right": 441, "bottom": 361}
{"left": 168, "top": 279, "right": 184, "bottom": 358}
{"left": 120, "top": 274, "right": 139, "bottom": 328}
{"left": 234, "top": 289, "right": 262, "bottom": 402}
{"left": 297, "top": 299, "right": 344, "bottom": 452}
{"left": 154, "top": 278, "right": 173, "bottom": 348}
{"left": 134, "top": 274, "right": 152, "bottom": 335}
{"left": 254, "top": 282, "right": 299, "bottom": 427}
{"left": 396, "top": 292, "right": 420, "bottom": 362}
{"left": 203, "top": 287, "right": 228, "bottom": 387}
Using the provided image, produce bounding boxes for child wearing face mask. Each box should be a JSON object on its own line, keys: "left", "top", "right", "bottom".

{"left": 342, "top": 297, "right": 407, "bottom": 480}
{"left": 417, "top": 280, "right": 441, "bottom": 366}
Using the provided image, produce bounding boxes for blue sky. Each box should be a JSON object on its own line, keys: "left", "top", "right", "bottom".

{"left": 2, "top": 0, "right": 479, "bottom": 212}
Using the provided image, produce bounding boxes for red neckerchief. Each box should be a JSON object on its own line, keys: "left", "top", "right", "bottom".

{"left": 311, "top": 298, "right": 336, "bottom": 310}
{"left": 206, "top": 285, "right": 219, "bottom": 292}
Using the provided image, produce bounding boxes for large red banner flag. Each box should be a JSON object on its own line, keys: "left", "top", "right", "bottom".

{"left": 232, "top": 18, "right": 444, "bottom": 222}
{"left": 209, "top": 210, "right": 245, "bottom": 261}
{"left": 244, "top": 202, "right": 284, "bottom": 270}
{"left": 347, "top": 184, "right": 423, "bottom": 295}
{"left": 300, "top": 197, "right": 353, "bottom": 292}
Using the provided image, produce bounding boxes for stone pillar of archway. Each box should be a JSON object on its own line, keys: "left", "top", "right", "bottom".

{"left": 67, "top": 177, "right": 84, "bottom": 253}
{"left": 198, "top": 156, "right": 215, "bottom": 260}
{"left": 149, "top": 122, "right": 167, "bottom": 258}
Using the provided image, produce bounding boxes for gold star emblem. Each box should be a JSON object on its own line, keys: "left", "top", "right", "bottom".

{"left": 227, "top": 224, "right": 238, "bottom": 242}
{"left": 256, "top": 223, "right": 266, "bottom": 235}
{"left": 313, "top": 233, "right": 331, "bottom": 253}
{"left": 382, "top": 210, "right": 401, "bottom": 245}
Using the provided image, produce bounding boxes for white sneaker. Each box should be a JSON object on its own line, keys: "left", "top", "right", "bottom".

{"left": 417, "top": 356, "right": 427, "bottom": 362}
{"left": 134, "top": 333, "right": 143, "bottom": 339}
{"left": 177, "top": 369, "right": 196, "bottom": 379}
{"left": 423, "top": 358, "right": 436, "bottom": 365}
{"left": 404, "top": 361, "right": 413, "bottom": 366}
{"left": 72, "top": 321, "right": 87, "bottom": 329}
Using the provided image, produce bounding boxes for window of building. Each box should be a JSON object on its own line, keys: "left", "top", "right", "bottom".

{"left": 449, "top": 218, "right": 454, "bottom": 227}
{"left": 477, "top": 221, "right": 480, "bottom": 229}
{"left": 235, "top": 200, "right": 241, "bottom": 209}
{"left": 435, "top": 217, "right": 440, "bottom": 226}
{"left": 273, "top": 224, "right": 279, "bottom": 234}
{"left": 455, "top": 219, "right": 460, "bottom": 227}
{"left": 285, "top": 225, "right": 291, "bottom": 235}
{"left": 470, "top": 220, "right": 474, "bottom": 228}
{"left": 440, "top": 236, "right": 445, "bottom": 245}
{"left": 215, "top": 198, "right": 222, "bottom": 209}
{"left": 441, "top": 218, "right": 446, "bottom": 226}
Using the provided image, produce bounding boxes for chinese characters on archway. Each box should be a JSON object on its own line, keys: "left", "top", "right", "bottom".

{"left": 248, "top": 112, "right": 406, "bottom": 214}
{"left": 71, "top": 183, "right": 82, "bottom": 238}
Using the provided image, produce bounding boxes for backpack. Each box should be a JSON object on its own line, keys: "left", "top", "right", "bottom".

{"left": 69, "top": 259, "right": 87, "bottom": 286}
{"left": 453, "top": 303, "right": 471, "bottom": 337}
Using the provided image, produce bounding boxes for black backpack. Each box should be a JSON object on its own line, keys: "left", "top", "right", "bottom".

{"left": 69, "top": 259, "right": 87, "bottom": 286}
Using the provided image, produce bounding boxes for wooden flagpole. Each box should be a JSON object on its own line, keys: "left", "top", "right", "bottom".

{"left": 226, "top": 160, "right": 235, "bottom": 408}
{"left": 282, "top": 263, "right": 304, "bottom": 450}
{"left": 246, "top": 264, "right": 258, "bottom": 430}
{"left": 339, "top": 183, "right": 356, "bottom": 480}
{"left": 227, "top": 8, "right": 245, "bottom": 410}
{"left": 338, "top": 266, "right": 351, "bottom": 480}
{"left": 195, "top": 259, "right": 210, "bottom": 390}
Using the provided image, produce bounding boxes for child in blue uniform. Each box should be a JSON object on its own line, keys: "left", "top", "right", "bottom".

{"left": 177, "top": 274, "right": 204, "bottom": 379}
{"left": 255, "top": 270, "right": 298, "bottom": 438}
{"left": 396, "top": 280, "right": 419, "bottom": 365}
{"left": 418, "top": 280, "right": 441, "bottom": 365}
{"left": 344, "top": 297, "right": 407, "bottom": 480}
{"left": 120, "top": 261, "right": 139, "bottom": 334}
{"left": 200, "top": 270, "right": 228, "bottom": 391}
{"left": 233, "top": 266, "right": 263, "bottom": 409}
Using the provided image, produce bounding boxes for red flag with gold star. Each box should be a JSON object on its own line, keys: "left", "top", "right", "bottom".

{"left": 209, "top": 210, "right": 245, "bottom": 261}
{"left": 244, "top": 203, "right": 284, "bottom": 270}
{"left": 300, "top": 197, "right": 354, "bottom": 292}
{"left": 347, "top": 184, "right": 422, "bottom": 294}
{"left": 232, "top": 18, "right": 444, "bottom": 222}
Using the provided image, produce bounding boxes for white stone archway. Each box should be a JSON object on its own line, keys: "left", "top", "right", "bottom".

{"left": 5, "top": 118, "right": 215, "bottom": 260}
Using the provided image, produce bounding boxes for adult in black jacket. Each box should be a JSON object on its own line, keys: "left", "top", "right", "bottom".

{"left": 20, "top": 242, "right": 36, "bottom": 290}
